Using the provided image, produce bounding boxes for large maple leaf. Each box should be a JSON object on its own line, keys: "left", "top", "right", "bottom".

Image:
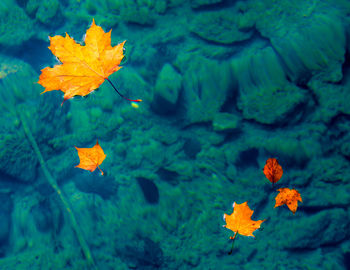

{"left": 38, "top": 19, "right": 141, "bottom": 105}
{"left": 263, "top": 158, "right": 283, "bottom": 186}
{"left": 275, "top": 188, "right": 302, "bottom": 214}
{"left": 75, "top": 140, "right": 106, "bottom": 175}
{"left": 223, "top": 202, "right": 265, "bottom": 241}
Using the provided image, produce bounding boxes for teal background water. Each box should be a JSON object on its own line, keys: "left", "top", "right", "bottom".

{"left": 0, "top": 0, "right": 350, "bottom": 269}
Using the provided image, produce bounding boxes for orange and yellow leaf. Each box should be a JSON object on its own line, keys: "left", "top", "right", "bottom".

{"left": 275, "top": 188, "right": 302, "bottom": 214}
{"left": 223, "top": 202, "right": 265, "bottom": 239}
{"left": 75, "top": 139, "right": 106, "bottom": 175}
{"left": 263, "top": 158, "right": 283, "bottom": 184}
{"left": 38, "top": 19, "right": 126, "bottom": 105}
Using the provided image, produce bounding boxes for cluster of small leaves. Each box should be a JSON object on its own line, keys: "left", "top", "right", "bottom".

{"left": 263, "top": 158, "right": 302, "bottom": 214}
{"left": 223, "top": 158, "right": 302, "bottom": 250}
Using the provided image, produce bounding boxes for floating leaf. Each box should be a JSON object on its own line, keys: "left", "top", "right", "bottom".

{"left": 38, "top": 19, "right": 141, "bottom": 105}
{"left": 75, "top": 140, "right": 106, "bottom": 175}
{"left": 223, "top": 202, "right": 265, "bottom": 241}
{"left": 275, "top": 188, "right": 302, "bottom": 214}
{"left": 263, "top": 158, "right": 283, "bottom": 185}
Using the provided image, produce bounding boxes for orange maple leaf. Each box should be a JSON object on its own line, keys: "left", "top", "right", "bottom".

{"left": 38, "top": 19, "right": 141, "bottom": 105}
{"left": 223, "top": 202, "right": 265, "bottom": 241}
{"left": 263, "top": 158, "right": 283, "bottom": 186}
{"left": 275, "top": 188, "right": 302, "bottom": 214}
{"left": 75, "top": 139, "right": 106, "bottom": 175}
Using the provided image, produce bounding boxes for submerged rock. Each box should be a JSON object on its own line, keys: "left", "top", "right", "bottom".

{"left": 177, "top": 53, "right": 233, "bottom": 125}
{"left": 232, "top": 46, "right": 308, "bottom": 124}
{"left": 151, "top": 63, "right": 182, "bottom": 114}
{"left": 247, "top": 0, "right": 347, "bottom": 84}
{"left": 212, "top": 113, "right": 240, "bottom": 132}
{"left": 0, "top": 2, "right": 34, "bottom": 47}
{"left": 35, "top": 0, "right": 62, "bottom": 27}
{"left": 190, "top": 9, "right": 254, "bottom": 44}
{"left": 278, "top": 208, "right": 350, "bottom": 249}
{"left": 183, "top": 138, "right": 202, "bottom": 159}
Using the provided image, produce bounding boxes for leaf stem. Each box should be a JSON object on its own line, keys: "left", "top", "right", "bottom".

{"left": 228, "top": 231, "right": 238, "bottom": 255}
{"left": 97, "top": 165, "right": 104, "bottom": 175}
{"left": 106, "top": 78, "right": 142, "bottom": 102}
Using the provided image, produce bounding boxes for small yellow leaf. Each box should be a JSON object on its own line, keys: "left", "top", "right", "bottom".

{"left": 75, "top": 139, "right": 106, "bottom": 175}
{"left": 275, "top": 188, "right": 302, "bottom": 214}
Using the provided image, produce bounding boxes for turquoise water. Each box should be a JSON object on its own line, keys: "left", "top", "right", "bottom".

{"left": 0, "top": 0, "right": 349, "bottom": 269}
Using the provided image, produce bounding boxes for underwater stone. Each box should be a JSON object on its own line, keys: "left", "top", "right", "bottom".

{"left": 179, "top": 53, "right": 232, "bottom": 124}
{"left": 308, "top": 78, "right": 350, "bottom": 122}
{"left": 154, "top": 0, "right": 167, "bottom": 14}
{"left": 0, "top": 2, "right": 34, "bottom": 47}
{"left": 120, "top": 2, "right": 156, "bottom": 26}
{"left": 309, "top": 156, "right": 350, "bottom": 184}
{"left": 36, "top": 0, "right": 62, "bottom": 27}
{"left": 164, "top": 160, "right": 194, "bottom": 181}
{"left": 212, "top": 113, "right": 240, "bottom": 132}
{"left": 149, "top": 126, "right": 179, "bottom": 145}
{"left": 232, "top": 46, "right": 307, "bottom": 124}
{"left": 226, "top": 165, "right": 237, "bottom": 182}
{"left": 278, "top": 208, "right": 350, "bottom": 249}
{"left": 273, "top": 14, "right": 345, "bottom": 83}
{"left": 248, "top": 0, "right": 347, "bottom": 84}
{"left": 190, "top": 9, "right": 254, "bottom": 44}
{"left": 305, "top": 184, "right": 350, "bottom": 208}
{"left": 136, "top": 177, "right": 159, "bottom": 204}
{"left": 260, "top": 136, "right": 312, "bottom": 167}
{"left": 141, "top": 139, "right": 165, "bottom": 167}
{"left": 25, "top": 0, "right": 39, "bottom": 17}
{"left": 151, "top": 63, "right": 182, "bottom": 114}
{"left": 183, "top": 138, "right": 202, "bottom": 159}
{"left": 90, "top": 107, "right": 103, "bottom": 120}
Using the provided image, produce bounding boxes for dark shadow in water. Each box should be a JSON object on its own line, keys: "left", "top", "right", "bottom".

{"left": 235, "top": 148, "right": 259, "bottom": 169}
{"left": 0, "top": 192, "right": 13, "bottom": 258}
{"left": 17, "top": 38, "right": 54, "bottom": 73}
{"left": 73, "top": 171, "right": 118, "bottom": 200}
{"left": 183, "top": 137, "right": 202, "bottom": 159}
{"left": 123, "top": 237, "right": 164, "bottom": 269}
{"left": 344, "top": 252, "right": 350, "bottom": 270}
{"left": 157, "top": 168, "right": 179, "bottom": 186}
{"left": 136, "top": 177, "right": 159, "bottom": 204}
